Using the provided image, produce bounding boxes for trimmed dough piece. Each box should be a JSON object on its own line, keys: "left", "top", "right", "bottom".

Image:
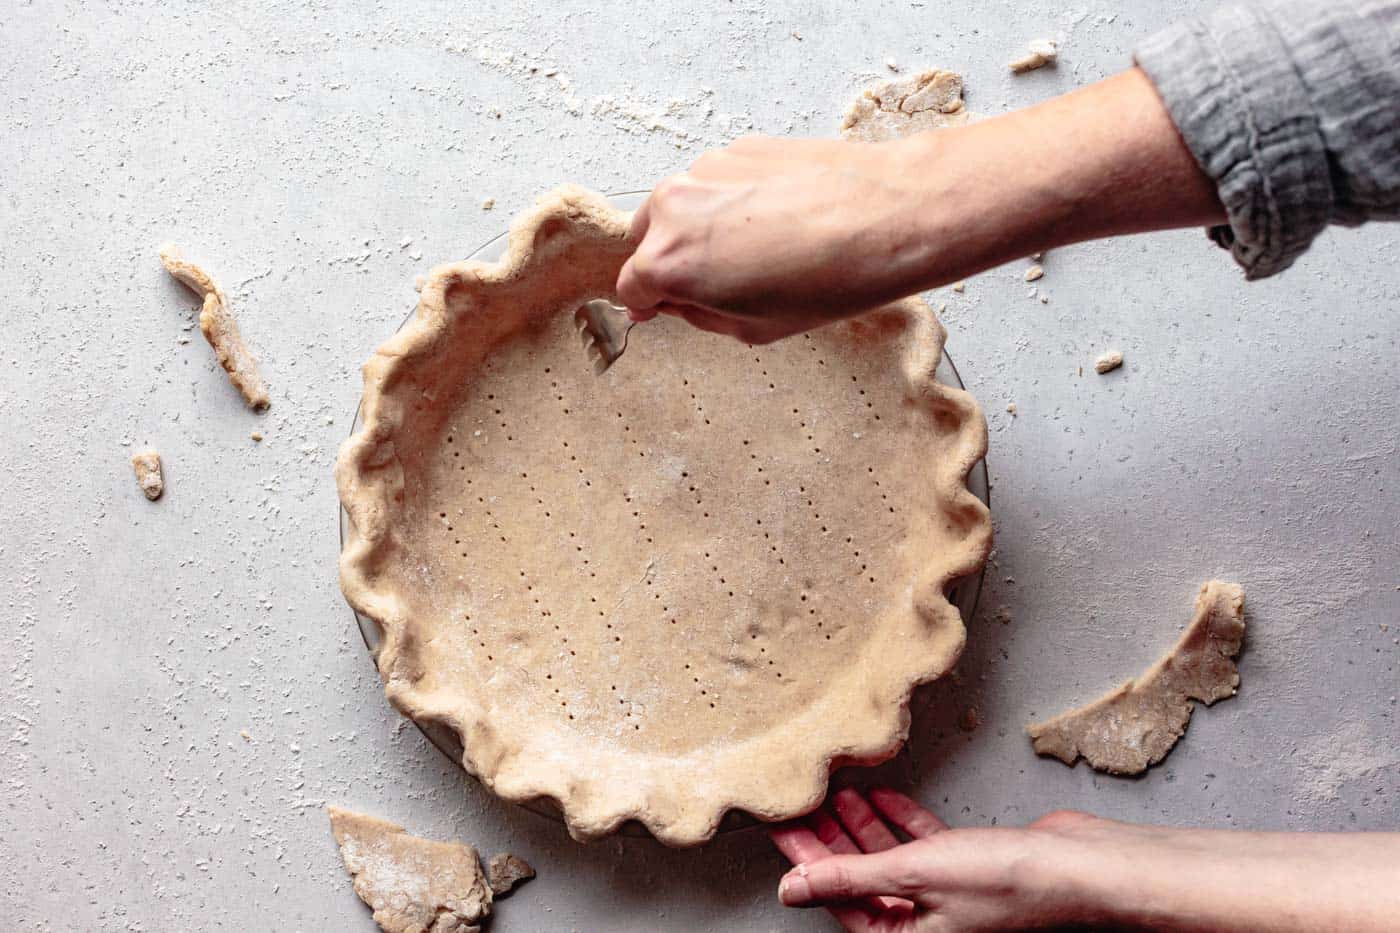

{"left": 1094, "top": 350, "right": 1124, "bottom": 374}
{"left": 131, "top": 449, "right": 164, "bottom": 500}
{"left": 1009, "top": 39, "right": 1059, "bottom": 74}
{"left": 1027, "top": 581, "right": 1246, "bottom": 774}
{"left": 159, "top": 244, "right": 270, "bottom": 412}
{"left": 841, "top": 68, "right": 970, "bottom": 142}
{"left": 486, "top": 852, "right": 535, "bottom": 896}
{"left": 327, "top": 806, "right": 493, "bottom": 933}
{"left": 335, "top": 186, "right": 991, "bottom": 845}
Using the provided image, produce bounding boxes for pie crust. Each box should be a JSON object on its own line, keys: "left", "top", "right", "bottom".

{"left": 1027, "top": 580, "right": 1246, "bottom": 774}
{"left": 337, "top": 186, "right": 991, "bottom": 845}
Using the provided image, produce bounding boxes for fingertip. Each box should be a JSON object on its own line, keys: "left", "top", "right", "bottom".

{"left": 778, "top": 866, "right": 813, "bottom": 906}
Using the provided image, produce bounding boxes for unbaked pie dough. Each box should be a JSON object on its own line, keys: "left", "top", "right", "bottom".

{"left": 328, "top": 806, "right": 494, "bottom": 932}
{"left": 841, "top": 68, "right": 970, "bottom": 142}
{"left": 159, "top": 244, "right": 270, "bottom": 412}
{"left": 1027, "top": 581, "right": 1246, "bottom": 774}
{"left": 337, "top": 186, "right": 991, "bottom": 845}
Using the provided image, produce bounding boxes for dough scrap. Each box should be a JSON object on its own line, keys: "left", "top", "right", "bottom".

{"left": 1009, "top": 39, "right": 1059, "bottom": 74}
{"left": 1026, "top": 581, "right": 1246, "bottom": 774}
{"left": 336, "top": 186, "right": 991, "bottom": 845}
{"left": 840, "top": 68, "right": 970, "bottom": 142}
{"left": 131, "top": 449, "right": 164, "bottom": 500}
{"left": 159, "top": 244, "right": 270, "bottom": 412}
{"left": 327, "top": 806, "right": 493, "bottom": 933}
{"left": 1094, "top": 350, "right": 1124, "bottom": 374}
{"left": 486, "top": 852, "right": 535, "bottom": 896}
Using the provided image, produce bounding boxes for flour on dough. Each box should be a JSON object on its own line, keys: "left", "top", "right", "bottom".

{"left": 159, "top": 244, "right": 270, "bottom": 412}
{"left": 840, "top": 68, "right": 969, "bottom": 142}
{"left": 327, "top": 806, "right": 493, "bottom": 933}
{"left": 1009, "top": 39, "right": 1059, "bottom": 74}
{"left": 486, "top": 852, "right": 535, "bottom": 897}
{"left": 1027, "top": 581, "right": 1245, "bottom": 774}
{"left": 131, "top": 449, "right": 164, "bottom": 500}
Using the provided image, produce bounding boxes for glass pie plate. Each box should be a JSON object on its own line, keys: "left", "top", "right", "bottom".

{"left": 339, "top": 191, "right": 991, "bottom": 834}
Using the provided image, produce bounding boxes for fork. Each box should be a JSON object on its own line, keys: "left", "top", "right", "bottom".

{"left": 573, "top": 299, "right": 636, "bottom": 375}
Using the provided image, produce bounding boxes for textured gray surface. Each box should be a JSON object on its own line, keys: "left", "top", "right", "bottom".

{"left": 2, "top": 1, "right": 1397, "bottom": 930}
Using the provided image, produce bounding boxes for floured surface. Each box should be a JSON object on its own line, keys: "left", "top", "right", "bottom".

{"left": 337, "top": 186, "right": 991, "bottom": 845}
{"left": 1027, "top": 581, "right": 1246, "bottom": 774}
{"left": 8, "top": 3, "right": 1399, "bottom": 928}
{"left": 840, "top": 68, "right": 970, "bottom": 142}
{"left": 328, "top": 806, "right": 493, "bottom": 933}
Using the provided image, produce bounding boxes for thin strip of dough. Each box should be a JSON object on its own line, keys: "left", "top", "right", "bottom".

{"left": 159, "top": 244, "right": 270, "bottom": 411}
{"left": 1026, "top": 581, "right": 1245, "bottom": 774}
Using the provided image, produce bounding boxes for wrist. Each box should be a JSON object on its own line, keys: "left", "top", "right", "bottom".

{"left": 1016, "top": 815, "right": 1166, "bottom": 929}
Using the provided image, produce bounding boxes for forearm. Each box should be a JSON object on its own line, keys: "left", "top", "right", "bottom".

{"left": 891, "top": 68, "right": 1223, "bottom": 294}
{"left": 1072, "top": 825, "right": 1400, "bottom": 931}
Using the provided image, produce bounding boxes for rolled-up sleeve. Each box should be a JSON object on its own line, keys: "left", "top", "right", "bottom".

{"left": 1135, "top": 0, "right": 1400, "bottom": 279}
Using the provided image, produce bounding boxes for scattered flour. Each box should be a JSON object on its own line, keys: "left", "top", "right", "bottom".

{"left": 1294, "top": 720, "right": 1400, "bottom": 805}
{"left": 445, "top": 36, "right": 755, "bottom": 149}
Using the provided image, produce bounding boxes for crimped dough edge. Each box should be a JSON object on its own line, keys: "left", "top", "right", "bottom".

{"left": 336, "top": 185, "right": 992, "bottom": 846}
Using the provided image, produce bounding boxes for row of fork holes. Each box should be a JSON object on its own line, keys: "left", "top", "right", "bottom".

{"left": 444, "top": 345, "right": 900, "bottom": 715}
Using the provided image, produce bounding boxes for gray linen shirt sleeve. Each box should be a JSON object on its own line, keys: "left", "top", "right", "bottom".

{"left": 1135, "top": 0, "right": 1400, "bottom": 279}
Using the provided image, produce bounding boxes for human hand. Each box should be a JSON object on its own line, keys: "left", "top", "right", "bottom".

{"left": 615, "top": 135, "right": 941, "bottom": 344}
{"left": 769, "top": 787, "right": 1109, "bottom": 932}
{"left": 771, "top": 787, "right": 1400, "bottom": 932}
{"left": 618, "top": 70, "right": 1222, "bottom": 345}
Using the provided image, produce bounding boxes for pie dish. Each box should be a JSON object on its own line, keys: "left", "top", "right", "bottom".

{"left": 336, "top": 185, "right": 992, "bottom": 845}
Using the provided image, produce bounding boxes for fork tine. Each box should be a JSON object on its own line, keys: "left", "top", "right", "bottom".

{"left": 574, "top": 299, "right": 633, "bottom": 375}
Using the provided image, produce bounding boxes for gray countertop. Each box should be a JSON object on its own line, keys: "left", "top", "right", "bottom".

{"left": 3, "top": 1, "right": 1396, "bottom": 929}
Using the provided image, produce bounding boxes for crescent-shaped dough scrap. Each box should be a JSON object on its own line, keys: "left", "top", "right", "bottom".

{"left": 336, "top": 185, "right": 992, "bottom": 845}
{"left": 1027, "top": 581, "right": 1246, "bottom": 775}
{"left": 159, "top": 244, "right": 270, "bottom": 412}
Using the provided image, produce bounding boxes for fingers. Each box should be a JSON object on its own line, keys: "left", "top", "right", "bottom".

{"left": 778, "top": 848, "right": 927, "bottom": 907}
{"left": 778, "top": 863, "right": 882, "bottom": 932}
{"left": 833, "top": 787, "right": 902, "bottom": 853}
{"left": 769, "top": 823, "right": 833, "bottom": 866}
{"left": 869, "top": 786, "right": 949, "bottom": 839}
{"left": 616, "top": 189, "right": 666, "bottom": 312}
{"left": 627, "top": 193, "right": 652, "bottom": 245}
{"left": 809, "top": 808, "right": 862, "bottom": 856}
{"left": 769, "top": 822, "right": 904, "bottom": 922}
{"left": 616, "top": 254, "right": 666, "bottom": 313}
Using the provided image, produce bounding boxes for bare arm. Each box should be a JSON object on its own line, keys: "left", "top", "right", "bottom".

{"left": 617, "top": 68, "right": 1222, "bottom": 344}
{"left": 771, "top": 788, "right": 1400, "bottom": 932}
